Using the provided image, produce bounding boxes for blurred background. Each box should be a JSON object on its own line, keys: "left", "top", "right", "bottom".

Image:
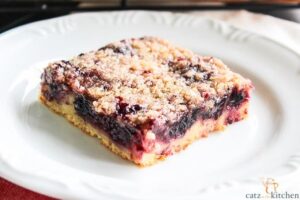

{"left": 0, "top": 0, "right": 299, "bottom": 33}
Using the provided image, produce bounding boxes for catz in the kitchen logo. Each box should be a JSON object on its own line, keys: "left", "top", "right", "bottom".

{"left": 245, "top": 178, "right": 299, "bottom": 199}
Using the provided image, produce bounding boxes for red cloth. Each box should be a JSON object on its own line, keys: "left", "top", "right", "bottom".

{"left": 0, "top": 177, "right": 56, "bottom": 200}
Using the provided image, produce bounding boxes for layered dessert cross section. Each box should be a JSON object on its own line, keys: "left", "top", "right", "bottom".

{"left": 40, "top": 37, "right": 253, "bottom": 166}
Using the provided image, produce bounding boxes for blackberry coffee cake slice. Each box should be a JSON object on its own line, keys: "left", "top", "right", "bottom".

{"left": 40, "top": 37, "right": 253, "bottom": 166}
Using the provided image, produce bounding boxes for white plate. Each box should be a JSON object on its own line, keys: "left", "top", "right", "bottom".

{"left": 0, "top": 11, "right": 300, "bottom": 199}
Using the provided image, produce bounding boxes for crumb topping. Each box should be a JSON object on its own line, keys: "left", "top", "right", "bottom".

{"left": 42, "top": 37, "right": 251, "bottom": 126}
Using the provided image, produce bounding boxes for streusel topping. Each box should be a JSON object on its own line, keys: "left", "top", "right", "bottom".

{"left": 43, "top": 37, "right": 251, "bottom": 125}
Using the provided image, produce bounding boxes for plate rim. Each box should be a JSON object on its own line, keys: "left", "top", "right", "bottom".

{"left": 1, "top": 10, "right": 300, "bottom": 199}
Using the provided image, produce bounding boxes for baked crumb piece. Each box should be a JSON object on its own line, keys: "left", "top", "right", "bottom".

{"left": 40, "top": 36, "right": 253, "bottom": 166}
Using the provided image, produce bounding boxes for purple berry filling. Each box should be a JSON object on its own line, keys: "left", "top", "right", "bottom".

{"left": 71, "top": 87, "right": 248, "bottom": 147}
{"left": 73, "top": 95, "right": 142, "bottom": 149}
{"left": 99, "top": 41, "right": 133, "bottom": 56}
{"left": 153, "top": 87, "right": 248, "bottom": 142}
{"left": 41, "top": 83, "right": 69, "bottom": 102}
{"left": 228, "top": 87, "right": 247, "bottom": 107}
{"left": 41, "top": 56, "right": 248, "bottom": 148}
{"left": 116, "top": 97, "right": 143, "bottom": 116}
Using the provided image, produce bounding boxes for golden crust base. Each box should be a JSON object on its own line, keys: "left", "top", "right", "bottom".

{"left": 40, "top": 94, "right": 248, "bottom": 167}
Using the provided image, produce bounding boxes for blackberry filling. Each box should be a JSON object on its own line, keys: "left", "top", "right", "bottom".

{"left": 99, "top": 42, "right": 133, "bottom": 55}
{"left": 41, "top": 83, "right": 69, "bottom": 102}
{"left": 74, "top": 88, "right": 248, "bottom": 144}
{"left": 74, "top": 95, "right": 140, "bottom": 148}
{"left": 153, "top": 88, "right": 248, "bottom": 141}
{"left": 44, "top": 84, "right": 248, "bottom": 146}
{"left": 228, "top": 87, "right": 247, "bottom": 107}
{"left": 116, "top": 97, "right": 143, "bottom": 116}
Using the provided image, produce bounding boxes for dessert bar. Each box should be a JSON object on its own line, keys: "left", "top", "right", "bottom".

{"left": 40, "top": 37, "right": 253, "bottom": 166}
